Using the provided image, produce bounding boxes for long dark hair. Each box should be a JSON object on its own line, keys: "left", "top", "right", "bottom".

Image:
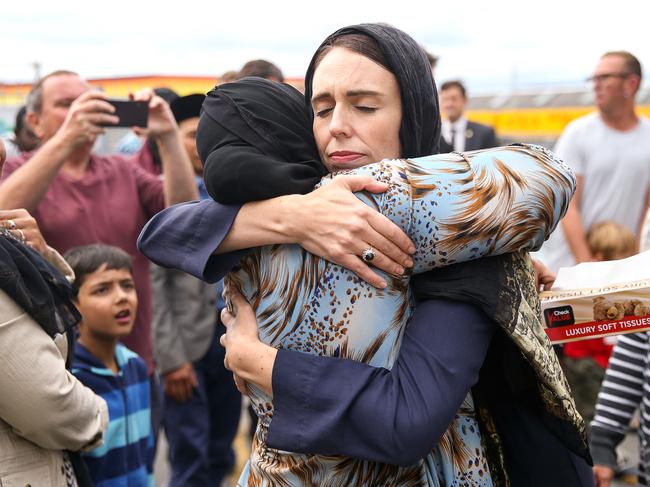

{"left": 305, "top": 23, "right": 440, "bottom": 157}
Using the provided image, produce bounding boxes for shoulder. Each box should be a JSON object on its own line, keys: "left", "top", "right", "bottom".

{"left": 116, "top": 344, "right": 148, "bottom": 376}
{"left": 637, "top": 116, "right": 650, "bottom": 132}
{"left": 0, "top": 289, "right": 27, "bottom": 327}
{"left": 467, "top": 121, "right": 494, "bottom": 133}
{"left": 2, "top": 152, "right": 31, "bottom": 179}
{"left": 563, "top": 112, "right": 601, "bottom": 135}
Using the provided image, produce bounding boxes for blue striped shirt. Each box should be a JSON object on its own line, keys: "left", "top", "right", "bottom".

{"left": 72, "top": 343, "right": 154, "bottom": 487}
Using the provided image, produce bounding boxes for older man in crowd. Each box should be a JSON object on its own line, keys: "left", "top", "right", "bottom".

{"left": 0, "top": 70, "right": 198, "bottom": 434}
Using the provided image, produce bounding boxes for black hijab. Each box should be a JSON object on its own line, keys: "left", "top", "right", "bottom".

{"left": 304, "top": 23, "right": 441, "bottom": 158}
{"left": 0, "top": 229, "right": 80, "bottom": 339}
{"left": 199, "top": 77, "right": 326, "bottom": 204}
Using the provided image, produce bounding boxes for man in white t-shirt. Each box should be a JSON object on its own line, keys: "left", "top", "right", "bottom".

{"left": 541, "top": 51, "right": 650, "bottom": 272}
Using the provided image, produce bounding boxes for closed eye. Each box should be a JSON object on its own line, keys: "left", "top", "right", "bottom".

{"left": 355, "top": 106, "right": 377, "bottom": 113}
{"left": 315, "top": 107, "right": 333, "bottom": 118}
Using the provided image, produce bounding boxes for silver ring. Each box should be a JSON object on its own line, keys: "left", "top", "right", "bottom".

{"left": 16, "top": 229, "right": 24, "bottom": 241}
{"left": 361, "top": 247, "right": 375, "bottom": 263}
{"left": 6, "top": 219, "right": 16, "bottom": 230}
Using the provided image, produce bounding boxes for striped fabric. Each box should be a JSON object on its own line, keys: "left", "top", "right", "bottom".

{"left": 591, "top": 332, "right": 650, "bottom": 484}
{"left": 72, "top": 343, "right": 154, "bottom": 487}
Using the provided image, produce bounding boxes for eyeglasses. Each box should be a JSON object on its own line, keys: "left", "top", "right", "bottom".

{"left": 585, "top": 72, "right": 631, "bottom": 83}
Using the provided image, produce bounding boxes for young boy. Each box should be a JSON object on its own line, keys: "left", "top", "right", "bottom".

{"left": 65, "top": 244, "right": 154, "bottom": 487}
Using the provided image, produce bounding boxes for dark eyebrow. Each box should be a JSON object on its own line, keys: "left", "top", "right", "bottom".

{"left": 346, "top": 90, "right": 383, "bottom": 98}
{"left": 311, "top": 92, "right": 333, "bottom": 104}
{"left": 312, "top": 89, "right": 384, "bottom": 104}
{"left": 90, "top": 280, "right": 112, "bottom": 289}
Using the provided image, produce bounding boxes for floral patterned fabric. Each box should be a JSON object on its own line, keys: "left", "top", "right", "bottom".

{"left": 225, "top": 144, "right": 576, "bottom": 486}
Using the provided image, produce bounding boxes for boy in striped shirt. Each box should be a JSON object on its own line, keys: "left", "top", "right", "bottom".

{"left": 66, "top": 244, "right": 154, "bottom": 487}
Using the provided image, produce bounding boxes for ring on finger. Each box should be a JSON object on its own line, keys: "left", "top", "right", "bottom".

{"left": 6, "top": 219, "right": 16, "bottom": 230}
{"left": 361, "top": 246, "right": 376, "bottom": 263}
{"left": 16, "top": 229, "right": 25, "bottom": 241}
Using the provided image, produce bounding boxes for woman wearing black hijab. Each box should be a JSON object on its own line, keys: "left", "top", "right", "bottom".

{"left": 142, "top": 25, "right": 592, "bottom": 483}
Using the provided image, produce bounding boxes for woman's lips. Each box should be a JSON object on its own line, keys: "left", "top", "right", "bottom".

{"left": 329, "top": 151, "right": 365, "bottom": 164}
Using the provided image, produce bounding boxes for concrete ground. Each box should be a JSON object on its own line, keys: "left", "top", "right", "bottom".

{"left": 154, "top": 401, "right": 252, "bottom": 487}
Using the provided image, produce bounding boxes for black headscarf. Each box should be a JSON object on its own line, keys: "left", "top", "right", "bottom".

{"left": 304, "top": 23, "right": 441, "bottom": 157}
{"left": 199, "top": 77, "right": 326, "bottom": 204}
{"left": 0, "top": 229, "right": 80, "bottom": 339}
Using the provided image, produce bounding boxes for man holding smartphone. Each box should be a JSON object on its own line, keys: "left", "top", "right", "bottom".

{"left": 0, "top": 70, "right": 198, "bottom": 439}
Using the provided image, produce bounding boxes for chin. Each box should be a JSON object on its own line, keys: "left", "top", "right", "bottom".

{"left": 114, "top": 323, "right": 135, "bottom": 337}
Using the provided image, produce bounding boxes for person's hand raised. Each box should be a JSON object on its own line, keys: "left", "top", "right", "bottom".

{"left": 282, "top": 175, "right": 415, "bottom": 288}
{"left": 131, "top": 89, "right": 177, "bottom": 140}
{"left": 55, "top": 91, "right": 118, "bottom": 150}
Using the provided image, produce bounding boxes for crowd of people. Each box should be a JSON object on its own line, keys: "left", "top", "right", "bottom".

{"left": 0, "top": 21, "right": 649, "bottom": 487}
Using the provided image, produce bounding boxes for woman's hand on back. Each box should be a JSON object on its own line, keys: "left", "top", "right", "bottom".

{"left": 283, "top": 175, "right": 415, "bottom": 288}
{"left": 220, "top": 290, "right": 277, "bottom": 396}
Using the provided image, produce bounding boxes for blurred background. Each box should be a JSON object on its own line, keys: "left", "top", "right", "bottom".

{"left": 1, "top": 0, "right": 647, "bottom": 149}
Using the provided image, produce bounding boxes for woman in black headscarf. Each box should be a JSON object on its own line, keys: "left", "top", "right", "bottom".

{"left": 199, "top": 77, "right": 327, "bottom": 203}
{"left": 0, "top": 140, "right": 107, "bottom": 487}
{"left": 191, "top": 24, "right": 593, "bottom": 487}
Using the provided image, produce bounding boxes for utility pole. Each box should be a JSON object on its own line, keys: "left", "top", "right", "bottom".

{"left": 31, "top": 62, "right": 42, "bottom": 82}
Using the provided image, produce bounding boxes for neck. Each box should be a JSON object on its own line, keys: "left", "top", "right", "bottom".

{"left": 447, "top": 115, "right": 463, "bottom": 124}
{"left": 79, "top": 334, "right": 119, "bottom": 373}
{"left": 599, "top": 103, "right": 638, "bottom": 131}
{"left": 62, "top": 144, "right": 93, "bottom": 175}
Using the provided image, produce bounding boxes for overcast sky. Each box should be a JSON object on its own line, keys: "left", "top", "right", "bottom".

{"left": 2, "top": 0, "right": 647, "bottom": 94}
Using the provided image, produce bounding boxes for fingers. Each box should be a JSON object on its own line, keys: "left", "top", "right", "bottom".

{"left": 74, "top": 90, "right": 109, "bottom": 104}
{"left": 0, "top": 209, "right": 31, "bottom": 220}
{"left": 365, "top": 210, "right": 416, "bottom": 259}
{"left": 336, "top": 254, "right": 387, "bottom": 289}
{"left": 78, "top": 99, "right": 116, "bottom": 114}
{"left": 233, "top": 374, "right": 248, "bottom": 395}
{"left": 221, "top": 307, "right": 234, "bottom": 327}
{"left": 85, "top": 112, "right": 120, "bottom": 127}
{"left": 181, "top": 380, "right": 193, "bottom": 401}
{"left": 228, "top": 289, "right": 248, "bottom": 310}
{"left": 166, "top": 378, "right": 194, "bottom": 402}
{"left": 131, "top": 89, "right": 154, "bottom": 103}
{"left": 335, "top": 175, "right": 389, "bottom": 194}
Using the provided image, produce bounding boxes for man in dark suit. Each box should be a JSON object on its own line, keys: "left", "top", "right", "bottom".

{"left": 439, "top": 80, "right": 498, "bottom": 152}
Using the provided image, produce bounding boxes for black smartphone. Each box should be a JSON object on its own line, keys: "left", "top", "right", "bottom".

{"left": 103, "top": 99, "right": 149, "bottom": 128}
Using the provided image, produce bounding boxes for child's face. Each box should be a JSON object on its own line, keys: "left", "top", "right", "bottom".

{"left": 76, "top": 264, "right": 137, "bottom": 340}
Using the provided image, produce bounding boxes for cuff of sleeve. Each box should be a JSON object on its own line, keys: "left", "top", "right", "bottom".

{"left": 184, "top": 201, "right": 245, "bottom": 283}
{"left": 589, "top": 426, "right": 621, "bottom": 468}
{"left": 81, "top": 397, "right": 109, "bottom": 452}
{"left": 155, "top": 352, "right": 188, "bottom": 376}
{"left": 47, "top": 246, "right": 75, "bottom": 282}
{"left": 266, "top": 349, "right": 317, "bottom": 452}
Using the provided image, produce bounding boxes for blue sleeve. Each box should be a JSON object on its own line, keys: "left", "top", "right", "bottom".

{"left": 266, "top": 298, "right": 494, "bottom": 466}
{"left": 137, "top": 199, "right": 246, "bottom": 283}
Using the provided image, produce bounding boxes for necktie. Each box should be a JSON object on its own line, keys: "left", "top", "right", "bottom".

{"left": 450, "top": 126, "right": 457, "bottom": 152}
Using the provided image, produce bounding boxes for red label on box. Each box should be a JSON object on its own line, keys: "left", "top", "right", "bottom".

{"left": 545, "top": 314, "right": 650, "bottom": 344}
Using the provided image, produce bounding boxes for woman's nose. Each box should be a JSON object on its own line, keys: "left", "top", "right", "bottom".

{"left": 328, "top": 106, "right": 351, "bottom": 138}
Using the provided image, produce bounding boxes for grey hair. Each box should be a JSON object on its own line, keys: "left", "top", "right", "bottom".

{"left": 26, "top": 70, "right": 79, "bottom": 114}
